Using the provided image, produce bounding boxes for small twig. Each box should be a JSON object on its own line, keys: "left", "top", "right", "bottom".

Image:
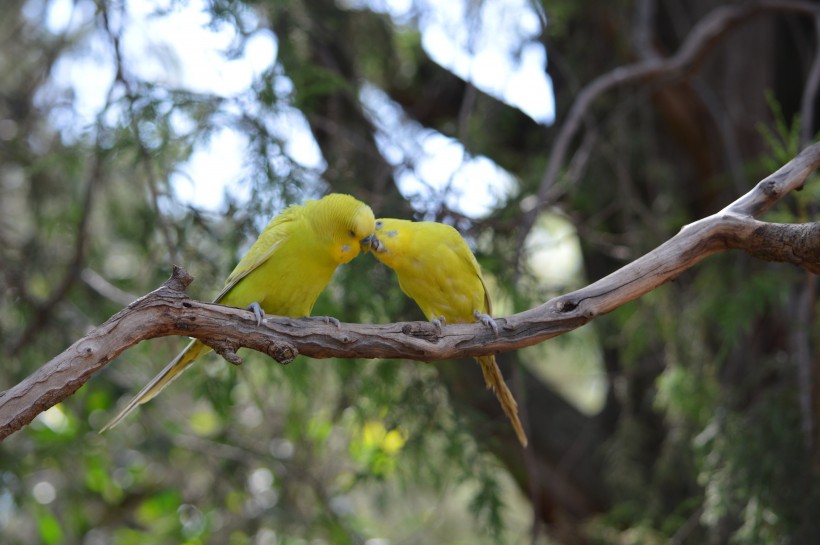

{"left": 457, "top": 82, "right": 478, "bottom": 149}
{"left": 81, "top": 268, "right": 138, "bottom": 307}
{"left": 692, "top": 77, "right": 748, "bottom": 194}
{"left": 100, "top": 2, "right": 179, "bottom": 264}
{"left": 633, "top": 0, "right": 661, "bottom": 61}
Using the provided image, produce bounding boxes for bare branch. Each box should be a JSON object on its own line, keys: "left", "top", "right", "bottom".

{"left": 1, "top": 143, "right": 818, "bottom": 440}
{"left": 80, "top": 268, "right": 138, "bottom": 307}
{"left": 633, "top": 0, "right": 661, "bottom": 62}
{"left": 516, "top": 1, "right": 820, "bottom": 263}
{"left": 725, "top": 222, "right": 819, "bottom": 273}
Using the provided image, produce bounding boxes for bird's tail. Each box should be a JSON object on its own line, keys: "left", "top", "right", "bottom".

{"left": 476, "top": 355, "right": 528, "bottom": 447}
{"left": 100, "top": 339, "right": 210, "bottom": 432}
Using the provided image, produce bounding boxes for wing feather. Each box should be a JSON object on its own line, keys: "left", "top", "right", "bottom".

{"left": 440, "top": 226, "right": 492, "bottom": 315}
{"left": 213, "top": 205, "right": 301, "bottom": 303}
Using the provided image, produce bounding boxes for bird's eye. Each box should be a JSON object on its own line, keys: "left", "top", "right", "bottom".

{"left": 349, "top": 229, "right": 356, "bottom": 238}
{"left": 375, "top": 220, "right": 383, "bottom": 229}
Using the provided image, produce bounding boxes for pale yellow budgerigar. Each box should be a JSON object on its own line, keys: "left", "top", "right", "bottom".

{"left": 102, "top": 193, "right": 375, "bottom": 432}
{"left": 368, "top": 218, "right": 527, "bottom": 447}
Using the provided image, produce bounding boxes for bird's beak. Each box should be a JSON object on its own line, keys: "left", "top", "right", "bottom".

{"left": 361, "top": 234, "right": 383, "bottom": 253}
{"left": 360, "top": 235, "right": 374, "bottom": 253}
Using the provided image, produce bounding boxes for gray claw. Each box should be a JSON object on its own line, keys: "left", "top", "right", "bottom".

{"left": 431, "top": 316, "right": 446, "bottom": 336}
{"left": 308, "top": 316, "right": 341, "bottom": 328}
{"left": 325, "top": 316, "right": 341, "bottom": 328}
{"left": 474, "top": 310, "right": 499, "bottom": 337}
{"left": 246, "top": 302, "right": 265, "bottom": 326}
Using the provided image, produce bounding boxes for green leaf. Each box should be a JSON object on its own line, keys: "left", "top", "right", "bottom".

{"left": 37, "top": 511, "right": 63, "bottom": 545}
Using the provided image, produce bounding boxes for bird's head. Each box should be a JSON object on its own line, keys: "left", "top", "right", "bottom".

{"left": 313, "top": 194, "right": 375, "bottom": 265}
{"left": 365, "top": 218, "right": 410, "bottom": 269}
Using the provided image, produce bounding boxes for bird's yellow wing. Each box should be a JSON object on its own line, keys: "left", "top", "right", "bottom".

{"left": 438, "top": 225, "right": 492, "bottom": 316}
{"left": 212, "top": 205, "right": 300, "bottom": 303}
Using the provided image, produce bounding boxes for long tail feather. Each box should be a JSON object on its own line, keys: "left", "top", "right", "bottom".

{"left": 476, "top": 355, "right": 528, "bottom": 447}
{"left": 100, "top": 340, "right": 209, "bottom": 432}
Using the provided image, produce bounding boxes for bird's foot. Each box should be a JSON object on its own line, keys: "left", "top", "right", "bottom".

{"left": 308, "top": 315, "right": 342, "bottom": 328}
{"left": 246, "top": 302, "right": 265, "bottom": 327}
{"left": 474, "top": 311, "right": 499, "bottom": 337}
{"left": 431, "top": 316, "right": 446, "bottom": 337}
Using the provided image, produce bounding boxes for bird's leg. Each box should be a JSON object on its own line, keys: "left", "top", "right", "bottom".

{"left": 246, "top": 302, "right": 265, "bottom": 327}
{"left": 306, "top": 315, "right": 342, "bottom": 328}
{"left": 431, "top": 316, "right": 446, "bottom": 337}
{"left": 474, "top": 310, "right": 499, "bottom": 337}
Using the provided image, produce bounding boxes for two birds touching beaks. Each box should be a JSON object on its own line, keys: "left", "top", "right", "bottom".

{"left": 102, "top": 193, "right": 528, "bottom": 447}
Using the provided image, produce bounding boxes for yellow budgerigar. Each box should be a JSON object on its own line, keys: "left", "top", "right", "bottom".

{"left": 102, "top": 193, "right": 375, "bottom": 431}
{"left": 368, "top": 218, "right": 528, "bottom": 447}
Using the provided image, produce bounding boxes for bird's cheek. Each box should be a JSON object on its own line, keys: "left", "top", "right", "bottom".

{"left": 339, "top": 244, "right": 360, "bottom": 263}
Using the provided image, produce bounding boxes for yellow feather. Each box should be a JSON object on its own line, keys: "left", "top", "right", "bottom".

{"left": 369, "top": 219, "right": 528, "bottom": 447}
{"left": 102, "top": 193, "right": 375, "bottom": 432}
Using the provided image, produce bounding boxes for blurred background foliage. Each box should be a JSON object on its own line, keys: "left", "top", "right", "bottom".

{"left": 1, "top": 0, "right": 818, "bottom": 544}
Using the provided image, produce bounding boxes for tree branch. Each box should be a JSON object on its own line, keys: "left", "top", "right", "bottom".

{"left": 1, "top": 143, "right": 818, "bottom": 440}
{"left": 515, "top": 0, "right": 820, "bottom": 263}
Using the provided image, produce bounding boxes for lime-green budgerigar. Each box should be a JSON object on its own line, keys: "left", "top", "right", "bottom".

{"left": 102, "top": 193, "right": 375, "bottom": 431}
{"left": 367, "top": 218, "right": 528, "bottom": 447}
